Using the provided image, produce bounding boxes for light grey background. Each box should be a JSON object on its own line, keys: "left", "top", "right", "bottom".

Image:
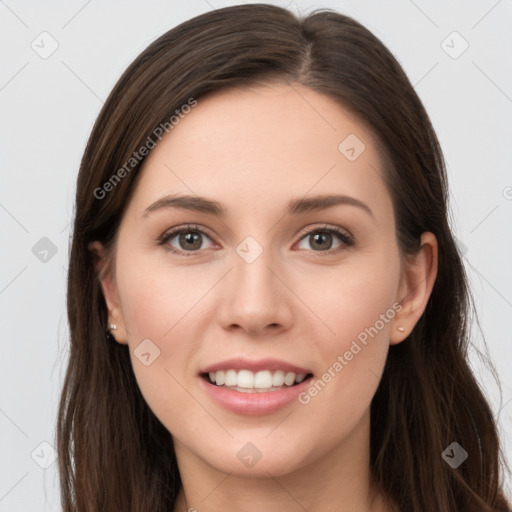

{"left": 1, "top": 0, "right": 511, "bottom": 510}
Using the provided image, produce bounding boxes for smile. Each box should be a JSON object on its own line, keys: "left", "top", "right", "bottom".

{"left": 204, "top": 369, "right": 309, "bottom": 392}
{"left": 198, "top": 358, "right": 315, "bottom": 415}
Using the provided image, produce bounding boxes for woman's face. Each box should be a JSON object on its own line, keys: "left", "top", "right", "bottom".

{"left": 97, "top": 83, "right": 424, "bottom": 477}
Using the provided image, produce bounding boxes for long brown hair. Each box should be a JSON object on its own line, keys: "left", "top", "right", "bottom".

{"left": 57, "top": 4, "right": 511, "bottom": 511}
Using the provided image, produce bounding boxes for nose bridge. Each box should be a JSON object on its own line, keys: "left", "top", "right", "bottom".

{"left": 232, "top": 235, "right": 278, "bottom": 304}
{"left": 218, "top": 234, "right": 292, "bottom": 333}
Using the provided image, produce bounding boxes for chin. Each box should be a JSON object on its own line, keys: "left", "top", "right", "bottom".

{"left": 195, "top": 438, "right": 312, "bottom": 478}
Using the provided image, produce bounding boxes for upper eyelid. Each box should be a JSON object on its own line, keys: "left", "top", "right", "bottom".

{"left": 161, "top": 224, "right": 214, "bottom": 242}
{"left": 296, "top": 223, "right": 353, "bottom": 241}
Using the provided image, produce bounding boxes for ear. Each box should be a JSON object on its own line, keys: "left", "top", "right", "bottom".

{"left": 389, "top": 232, "right": 438, "bottom": 345}
{"left": 88, "top": 241, "right": 128, "bottom": 345}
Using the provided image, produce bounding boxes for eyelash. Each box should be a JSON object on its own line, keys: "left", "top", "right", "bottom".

{"left": 158, "top": 223, "right": 354, "bottom": 257}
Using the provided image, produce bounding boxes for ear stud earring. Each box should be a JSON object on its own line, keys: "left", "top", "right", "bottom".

{"left": 397, "top": 326, "right": 405, "bottom": 333}
{"left": 105, "top": 323, "right": 117, "bottom": 340}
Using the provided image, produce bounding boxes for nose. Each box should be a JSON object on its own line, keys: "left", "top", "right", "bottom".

{"left": 216, "top": 245, "right": 294, "bottom": 337}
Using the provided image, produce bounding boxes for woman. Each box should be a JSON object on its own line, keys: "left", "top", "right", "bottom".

{"left": 57, "top": 4, "right": 511, "bottom": 511}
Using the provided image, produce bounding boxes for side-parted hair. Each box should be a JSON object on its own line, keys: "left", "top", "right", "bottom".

{"left": 57, "top": 4, "right": 511, "bottom": 511}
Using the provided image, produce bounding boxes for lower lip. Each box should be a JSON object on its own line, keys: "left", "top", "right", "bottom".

{"left": 198, "top": 375, "right": 313, "bottom": 415}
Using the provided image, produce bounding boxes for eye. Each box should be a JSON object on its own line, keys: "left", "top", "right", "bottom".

{"left": 295, "top": 225, "right": 354, "bottom": 253}
{"left": 158, "top": 223, "right": 354, "bottom": 257}
{"left": 159, "top": 224, "right": 214, "bottom": 256}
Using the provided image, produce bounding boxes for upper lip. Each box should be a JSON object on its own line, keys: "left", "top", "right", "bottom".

{"left": 200, "top": 357, "right": 312, "bottom": 375}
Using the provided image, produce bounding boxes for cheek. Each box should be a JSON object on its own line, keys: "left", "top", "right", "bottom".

{"left": 304, "top": 246, "right": 401, "bottom": 351}
{"left": 296, "top": 248, "right": 400, "bottom": 425}
{"left": 118, "top": 279, "right": 197, "bottom": 433}
{"left": 116, "top": 246, "right": 207, "bottom": 341}
{"left": 114, "top": 250, "right": 218, "bottom": 424}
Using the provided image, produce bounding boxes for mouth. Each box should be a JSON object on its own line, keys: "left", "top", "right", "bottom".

{"left": 201, "top": 369, "right": 314, "bottom": 393}
{"left": 198, "top": 358, "right": 315, "bottom": 414}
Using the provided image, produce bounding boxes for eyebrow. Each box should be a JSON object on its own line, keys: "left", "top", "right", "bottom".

{"left": 142, "top": 193, "right": 373, "bottom": 218}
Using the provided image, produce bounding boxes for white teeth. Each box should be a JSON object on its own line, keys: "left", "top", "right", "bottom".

{"left": 225, "top": 369, "right": 237, "bottom": 386}
{"left": 272, "top": 370, "right": 285, "bottom": 387}
{"left": 207, "top": 369, "right": 310, "bottom": 389}
{"left": 254, "top": 371, "right": 272, "bottom": 388}
{"left": 237, "top": 370, "right": 254, "bottom": 388}
{"left": 284, "top": 372, "right": 296, "bottom": 386}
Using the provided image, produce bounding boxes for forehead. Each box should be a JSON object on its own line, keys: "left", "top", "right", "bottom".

{"left": 129, "top": 83, "right": 391, "bottom": 218}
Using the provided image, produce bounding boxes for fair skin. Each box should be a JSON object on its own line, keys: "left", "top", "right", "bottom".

{"left": 90, "top": 82, "right": 437, "bottom": 512}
